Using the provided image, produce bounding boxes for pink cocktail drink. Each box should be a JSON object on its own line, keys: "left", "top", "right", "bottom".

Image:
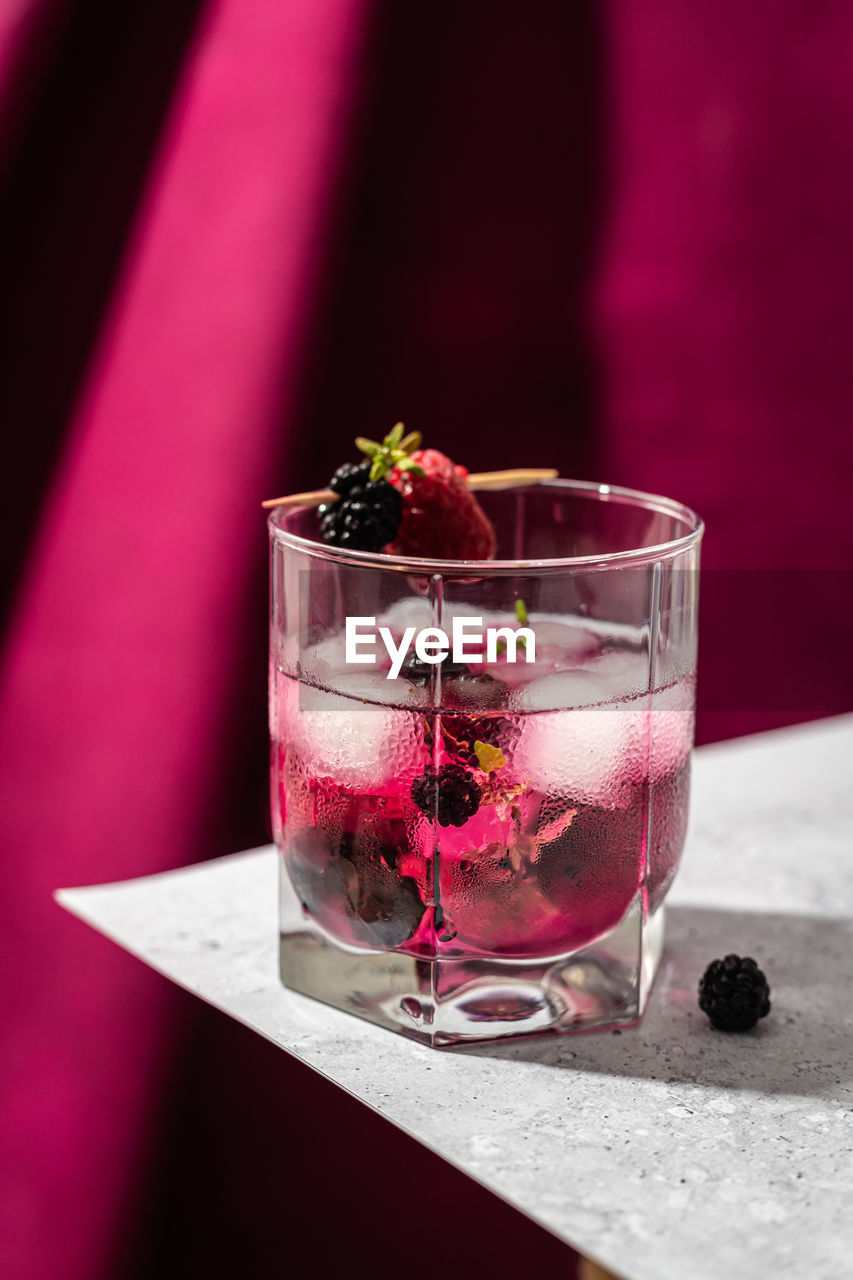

{"left": 270, "top": 480, "right": 702, "bottom": 1045}
{"left": 273, "top": 622, "right": 692, "bottom": 968}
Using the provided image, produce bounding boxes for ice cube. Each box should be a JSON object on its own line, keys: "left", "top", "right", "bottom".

{"left": 284, "top": 675, "right": 425, "bottom": 790}
{"left": 513, "top": 675, "right": 640, "bottom": 806}
{"left": 512, "top": 670, "right": 610, "bottom": 712}
{"left": 629, "top": 679, "right": 695, "bottom": 776}
{"left": 300, "top": 631, "right": 388, "bottom": 681}
{"left": 378, "top": 597, "right": 435, "bottom": 630}
{"left": 479, "top": 616, "right": 600, "bottom": 685}
{"left": 587, "top": 647, "right": 651, "bottom": 700}
{"left": 523, "top": 618, "right": 601, "bottom": 668}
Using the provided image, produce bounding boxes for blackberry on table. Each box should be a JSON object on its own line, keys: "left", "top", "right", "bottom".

{"left": 319, "top": 461, "right": 402, "bottom": 552}
{"left": 698, "top": 954, "right": 771, "bottom": 1031}
{"left": 411, "top": 763, "right": 481, "bottom": 827}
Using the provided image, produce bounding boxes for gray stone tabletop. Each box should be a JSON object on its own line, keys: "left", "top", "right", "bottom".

{"left": 57, "top": 716, "right": 853, "bottom": 1280}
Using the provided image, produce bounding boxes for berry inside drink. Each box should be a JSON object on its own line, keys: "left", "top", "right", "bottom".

{"left": 272, "top": 611, "right": 693, "bottom": 963}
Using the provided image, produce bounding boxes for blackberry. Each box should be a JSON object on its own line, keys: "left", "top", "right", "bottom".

{"left": 437, "top": 712, "right": 502, "bottom": 767}
{"left": 402, "top": 653, "right": 503, "bottom": 704}
{"left": 404, "top": 655, "right": 513, "bottom": 768}
{"left": 402, "top": 652, "right": 471, "bottom": 685}
{"left": 328, "top": 460, "right": 372, "bottom": 496}
{"left": 698, "top": 954, "right": 771, "bottom": 1031}
{"left": 319, "top": 461, "right": 402, "bottom": 552}
{"left": 411, "top": 763, "right": 481, "bottom": 827}
{"left": 286, "top": 827, "right": 424, "bottom": 948}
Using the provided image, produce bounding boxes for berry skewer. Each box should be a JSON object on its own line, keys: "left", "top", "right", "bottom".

{"left": 263, "top": 424, "right": 556, "bottom": 558}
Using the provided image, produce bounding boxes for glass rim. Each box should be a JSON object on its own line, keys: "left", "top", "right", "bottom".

{"left": 267, "top": 476, "right": 704, "bottom": 575}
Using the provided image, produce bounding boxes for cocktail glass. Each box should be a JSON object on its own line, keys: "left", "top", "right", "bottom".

{"left": 269, "top": 480, "right": 702, "bottom": 1047}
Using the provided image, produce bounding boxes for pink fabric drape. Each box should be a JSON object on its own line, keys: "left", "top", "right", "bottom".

{"left": 0, "top": 0, "right": 67, "bottom": 172}
{"left": 597, "top": 0, "right": 853, "bottom": 568}
{"left": 0, "top": 3, "right": 370, "bottom": 1277}
{"left": 594, "top": 0, "right": 853, "bottom": 741}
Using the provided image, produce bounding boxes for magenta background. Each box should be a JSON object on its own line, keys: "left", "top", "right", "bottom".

{"left": 0, "top": 2, "right": 852, "bottom": 1278}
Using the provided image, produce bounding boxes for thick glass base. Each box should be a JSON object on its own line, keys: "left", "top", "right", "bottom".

{"left": 280, "top": 878, "right": 664, "bottom": 1048}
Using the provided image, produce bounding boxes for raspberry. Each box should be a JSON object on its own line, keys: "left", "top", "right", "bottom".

{"left": 319, "top": 462, "right": 402, "bottom": 552}
{"left": 411, "top": 763, "right": 481, "bottom": 827}
{"left": 698, "top": 954, "right": 771, "bottom": 1031}
{"left": 386, "top": 449, "right": 496, "bottom": 560}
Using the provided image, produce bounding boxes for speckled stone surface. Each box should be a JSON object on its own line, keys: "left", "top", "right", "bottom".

{"left": 58, "top": 716, "right": 853, "bottom": 1280}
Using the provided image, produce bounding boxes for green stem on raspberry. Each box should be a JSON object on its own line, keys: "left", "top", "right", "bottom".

{"left": 356, "top": 424, "right": 426, "bottom": 482}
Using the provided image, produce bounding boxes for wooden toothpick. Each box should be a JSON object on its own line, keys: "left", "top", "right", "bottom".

{"left": 261, "top": 467, "right": 558, "bottom": 510}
